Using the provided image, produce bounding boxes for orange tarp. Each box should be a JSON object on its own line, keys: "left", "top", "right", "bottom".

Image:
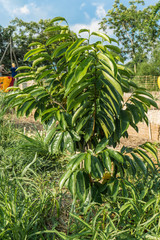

{"left": 0, "top": 76, "right": 14, "bottom": 92}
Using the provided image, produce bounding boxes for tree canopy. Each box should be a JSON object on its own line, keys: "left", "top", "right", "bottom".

{"left": 99, "top": 0, "right": 160, "bottom": 73}
{"left": 0, "top": 18, "right": 57, "bottom": 69}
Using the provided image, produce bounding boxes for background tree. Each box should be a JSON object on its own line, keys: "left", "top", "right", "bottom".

{"left": 135, "top": 43, "right": 160, "bottom": 76}
{"left": 0, "top": 18, "right": 59, "bottom": 69}
{"left": 99, "top": 0, "right": 160, "bottom": 73}
{"left": 0, "top": 25, "right": 15, "bottom": 69}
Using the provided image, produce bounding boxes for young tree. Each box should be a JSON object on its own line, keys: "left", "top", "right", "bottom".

{"left": 99, "top": 0, "right": 160, "bottom": 73}
{"left": 5, "top": 17, "right": 158, "bottom": 204}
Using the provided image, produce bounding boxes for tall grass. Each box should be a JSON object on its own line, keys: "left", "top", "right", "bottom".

{"left": 0, "top": 93, "right": 61, "bottom": 239}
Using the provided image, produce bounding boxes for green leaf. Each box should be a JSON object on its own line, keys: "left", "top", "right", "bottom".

{"left": 107, "top": 149, "right": 124, "bottom": 164}
{"left": 95, "top": 138, "right": 109, "bottom": 154}
{"left": 140, "top": 142, "right": 158, "bottom": 163}
{"left": 102, "top": 71, "right": 123, "bottom": 96}
{"left": 76, "top": 115, "right": 90, "bottom": 133}
{"left": 120, "top": 110, "right": 130, "bottom": 134}
{"left": 44, "top": 120, "right": 57, "bottom": 144}
{"left": 126, "top": 104, "right": 141, "bottom": 124}
{"left": 45, "top": 25, "right": 68, "bottom": 32}
{"left": 70, "top": 130, "right": 81, "bottom": 141}
{"left": 17, "top": 66, "right": 32, "bottom": 71}
{"left": 84, "top": 117, "right": 94, "bottom": 142}
{"left": 121, "top": 180, "right": 128, "bottom": 197}
{"left": 70, "top": 45, "right": 92, "bottom": 58}
{"left": 72, "top": 102, "right": 90, "bottom": 124}
{"left": 32, "top": 57, "right": 46, "bottom": 68}
{"left": 65, "top": 38, "right": 86, "bottom": 60}
{"left": 98, "top": 117, "right": 110, "bottom": 139}
{"left": 36, "top": 69, "right": 53, "bottom": 81}
{"left": 98, "top": 111, "right": 115, "bottom": 132}
{"left": 128, "top": 80, "right": 138, "bottom": 89}
{"left": 46, "top": 34, "right": 70, "bottom": 46}
{"left": 50, "top": 17, "right": 68, "bottom": 24}
{"left": 76, "top": 171, "right": 87, "bottom": 202}
{"left": 70, "top": 213, "right": 92, "bottom": 230}
{"left": 134, "top": 149, "right": 155, "bottom": 171}
{"left": 131, "top": 153, "right": 147, "bottom": 175}
{"left": 16, "top": 72, "right": 33, "bottom": 78}
{"left": 67, "top": 153, "right": 86, "bottom": 171}
{"left": 112, "top": 178, "right": 119, "bottom": 198}
{"left": 24, "top": 48, "right": 46, "bottom": 61}
{"left": 52, "top": 42, "right": 71, "bottom": 58}
{"left": 79, "top": 28, "right": 90, "bottom": 34}
{"left": 133, "top": 90, "right": 154, "bottom": 99}
{"left": 67, "top": 81, "right": 90, "bottom": 101}
{"left": 17, "top": 99, "right": 35, "bottom": 117}
{"left": 91, "top": 31, "right": 111, "bottom": 43}
{"left": 125, "top": 155, "right": 136, "bottom": 177}
{"left": 91, "top": 156, "right": 104, "bottom": 179}
{"left": 124, "top": 180, "right": 137, "bottom": 201}
{"left": 21, "top": 153, "right": 37, "bottom": 177}
{"left": 28, "top": 42, "right": 43, "bottom": 47}
{"left": 67, "top": 92, "right": 90, "bottom": 112}
{"left": 63, "top": 131, "right": 74, "bottom": 153}
{"left": 59, "top": 169, "right": 72, "bottom": 189}
{"left": 143, "top": 198, "right": 156, "bottom": 211}
{"left": 133, "top": 95, "right": 158, "bottom": 108}
{"left": 50, "top": 131, "right": 63, "bottom": 154}
{"left": 68, "top": 170, "right": 78, "bottom": 197}
{"left": 17, "top": 77, "right": 35, "bottom": 84}
{"left": 105, "top": 44, "right": 121, "bottom": 53}
{"left": 26, "top": 101, "right": 37, "bottom": 117}
{"left": 102, "top": 150, "right": 112, "bottom": 172}
{"left": 98, "top": 52, "right": 117, "bottom": 75}
{"left": 84, "top": 152, "right": 91, "bottom": 173}
{"left": 66, "top": 57, "right": 92, "bottom": 94}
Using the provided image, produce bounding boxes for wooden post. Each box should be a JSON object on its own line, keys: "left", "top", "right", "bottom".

{"left": 148, "top": 121, "right": 152, "bottom": 140}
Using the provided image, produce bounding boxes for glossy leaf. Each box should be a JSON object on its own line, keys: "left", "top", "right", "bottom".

{"left": 91, "top": 31, "right": 111, "bottom": 43}
{"left": 131, "top": 153, "right": 147, "bottom": 175}
{"left": 107, "top": 149, "right": 124, "bottom": 164}
{"left": 63, "top": 131, "right": 74, "bottom": 153}
{"left": 95, "top": 138, "right": 109, "bottom": 154}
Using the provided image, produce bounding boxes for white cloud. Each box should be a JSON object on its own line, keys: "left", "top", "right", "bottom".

{"left": 0, "top": 0, "right": 44, "bottom": 19}
{"left": 92, "top": 3, "right": 106, "bottom": 19}
{"left": 71, "top": 18, "right": 100, "bottom": 35}
{"left": 71, "top": 3, "right": 110, "bottom": 40}
{"left": 80, "top": 3, "right": 86, "bottom": 10}
{"left": 0, "top": 0, "right": 11, "bottom": 13}
{"left": 70, "top": 18, "right": 113, "bottom": 43}
{"left": 13, "top": 5, "right": 30, "bottom": 15}
{"left": 96, "top": 5, "right": 106, "bottom": 19}
{"left": 84, "top": 11, "right": 90, "bottom": 20}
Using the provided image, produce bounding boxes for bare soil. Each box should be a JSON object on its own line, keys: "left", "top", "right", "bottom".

{"left": 11, "top": 111, "right": 160, "bottom": 160}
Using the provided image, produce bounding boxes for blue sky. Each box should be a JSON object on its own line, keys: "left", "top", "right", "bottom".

{"left": 0, "top": 0, "right": 160, "bottom": 35}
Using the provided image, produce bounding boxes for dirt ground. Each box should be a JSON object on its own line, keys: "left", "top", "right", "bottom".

{"left": 12, "top": 113, "right": 155, "bottom": 147}
{"left": 10, "top": 113, "right": 160, "bottom": 164}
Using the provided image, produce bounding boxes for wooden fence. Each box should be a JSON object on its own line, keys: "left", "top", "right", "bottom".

{"left": 131, "top": 75, "right": 159, "bottom": 91}
{"left": 19, "top": 75, "right": 160, "bottom": 92}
